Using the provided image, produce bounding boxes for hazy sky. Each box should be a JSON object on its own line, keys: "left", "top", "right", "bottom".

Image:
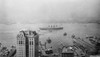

{"left": 0, "top": 0, "right": 100, "bottom": 24}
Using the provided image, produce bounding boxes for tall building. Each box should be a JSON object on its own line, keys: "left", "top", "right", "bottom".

{"left": 17, "top": 30, "right": 39, "bottom": 57}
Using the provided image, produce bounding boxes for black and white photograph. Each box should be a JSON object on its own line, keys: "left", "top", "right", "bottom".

{"left": 0, "top": 0, "right": 100, "bottom": 57}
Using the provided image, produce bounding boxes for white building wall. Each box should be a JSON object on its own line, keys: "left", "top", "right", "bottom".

{"left": 17, "top": 32, "right": 26, "bottom": 57}
{"left": 29, "top": 38, "right": 35, "bottom": 57}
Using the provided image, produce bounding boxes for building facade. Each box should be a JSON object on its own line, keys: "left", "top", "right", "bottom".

{"left": 17, "top": 30, "right": 39, "bottom": 57}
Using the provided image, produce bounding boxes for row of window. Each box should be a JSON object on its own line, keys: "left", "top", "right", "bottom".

{"left": 18, "top": 41, "right": 24, "bottom": 44}
{"left": 18, "top": 40, "right": 34, "bottom": 45}
{"left": 29, "top": 41, "right": 34, "bottom": 45}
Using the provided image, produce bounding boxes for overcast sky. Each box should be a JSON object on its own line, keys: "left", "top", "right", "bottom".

{"left": 0, "top": 0, "right": 100, "bottom": 24}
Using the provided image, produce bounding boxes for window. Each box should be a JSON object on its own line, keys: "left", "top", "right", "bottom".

{"left": 19, "top": 41, "right": 23, "bottom": 44}
{"left": 32, "top": 41, "right": 33, "bottom": 45}
{"left": 19, "top": 41, "right": 20, "bottom": 44}
{"left": 21, "top": 41, "right": 22, "bottom": 44}
{"left": 30, "top": 41, "right": 31, "bottom": 45}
